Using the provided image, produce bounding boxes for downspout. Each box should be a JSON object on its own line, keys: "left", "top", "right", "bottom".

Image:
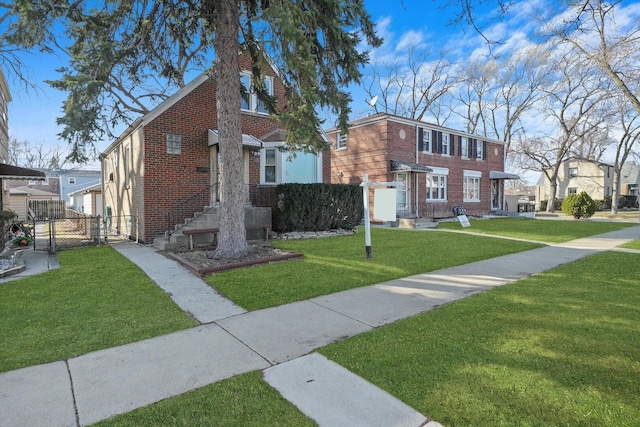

{"left": 415, "top": 126, "right": 420, "bottom": 217}
{"left": 502, "top": 143, "right": 507, "bottom": 212}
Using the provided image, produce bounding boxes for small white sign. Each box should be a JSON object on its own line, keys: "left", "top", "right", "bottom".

{"left": 373, "top": 188, "right": 397, "bottom": 221}
{"left": 457, "top": 215, "right": 471, "bottom": 228}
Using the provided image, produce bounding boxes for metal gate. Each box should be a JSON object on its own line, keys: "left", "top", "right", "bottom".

{"left": 33, "top": 215, "right": 103, "bottom": 252}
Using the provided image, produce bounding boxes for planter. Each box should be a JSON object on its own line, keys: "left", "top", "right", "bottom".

{"left": 19, "top": 240, "right": 28, "bottom": 246}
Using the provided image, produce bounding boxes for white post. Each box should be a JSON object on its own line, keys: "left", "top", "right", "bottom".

{"left": 362, "top": 173, "right": 372, "bottom": 258}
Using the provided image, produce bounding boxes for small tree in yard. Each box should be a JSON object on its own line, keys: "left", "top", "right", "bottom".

{"left": 562, "top": 191, "right": 596, "bottom": 219}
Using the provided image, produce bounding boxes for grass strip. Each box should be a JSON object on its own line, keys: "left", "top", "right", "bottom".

{"left": 0, "top": 246, "right": 196, "bottom": 373}
{"left": 206, "top": 228, "right": 541, "bottom": 311}
{"left": 619, "top": 238, "right": 640, "bottom": 250}
{"left": 437, "top": 217, "right": 634, "bottom": 242}
{"left": 93, "top": 371, "right": 315, "bottom": 427}
{"left": 320, "top": 251, "right": 640, "bottom": 426}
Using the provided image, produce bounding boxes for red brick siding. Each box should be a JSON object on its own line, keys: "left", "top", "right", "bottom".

{"left": 328, "top": 118, "right": 507, "bottom": 219}
{"left": 140, "top": 56, "right": 286, "bottom": 242}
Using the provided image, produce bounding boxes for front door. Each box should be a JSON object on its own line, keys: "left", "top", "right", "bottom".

{"left": 396, "top": 172, "right": 410, "bottom": 216}
{"left": 491, "top": 180, "right": 500, "bottom": 210}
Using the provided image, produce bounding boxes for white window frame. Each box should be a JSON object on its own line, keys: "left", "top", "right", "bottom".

{"left": 240, "top": 71, "right": 274, "bottom": 114}
{"left": 421, "top": 128, "right": 431, "bottom": 153}
{"left": 569, "top": 167, "right": 578, "bottom": 178}
{"left": 124, "top": 144, "right": 131, "bottom": 189}
{"left": 260, "top": 141, "right": 322, "bottom": 184}
{"left": 263, "top": 147, "right": 278, "bottom": 184}
{"left": 461, "top": 137, "right": 469, "bottom": 158}
{"left": 426, "top": 167, "right": 449, "bottom": 201}
{"left": 568, "top": 187, "right": 577, "bottom": 195}
{"left": 336, "top": 132, "right": 347, "bottom": 150}
{"left": 463, "top": 170, "right": 482, "bottom": 202}
{"left": 68, "top": 177, "right": 76, "bottom": 185}
{"left": 167, "top": 134, "right": 181, "bottom": 155}
{"left": 441, "top": 134, "right": 449, "bottom": 156}
{"left": 476, "top": 140, "right": 483, "bottom": 160}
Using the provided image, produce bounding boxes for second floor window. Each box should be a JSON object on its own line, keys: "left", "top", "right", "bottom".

{"left": 569, "top": 167, "right": 578, "bottom": 178}
{"left": 68, "top": 177, "right": 76, "bottom": 184}
{"left": 460, "top": 137, "right": 469, "bottom": 158}
{"left": 167, "top": 134, "right": 181, "bottom": 155}
{"left": 419, "top": 127, "right": 431, "bottom": 152}
{"left": 240, "top": 72, "right": 273, "bottom": 114}
{"left": 441, "top": 134, "right": 450, "bottom": 155}
{"left": 337, "top": 132, "right": 347, "bottom": 150}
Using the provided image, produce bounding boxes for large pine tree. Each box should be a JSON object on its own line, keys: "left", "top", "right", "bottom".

{"left": 5, "top": 0, "right": 381, "bottom": 258}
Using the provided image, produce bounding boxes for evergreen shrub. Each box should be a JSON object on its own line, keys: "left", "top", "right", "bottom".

{"left": 562, "top": 191, "right": 596, "bottom": 219}
{"left": 275, "top": 183, "right": 363, "bottom": 232}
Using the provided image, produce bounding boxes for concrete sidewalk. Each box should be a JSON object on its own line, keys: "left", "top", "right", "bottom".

{"left": 2, "top": 226, "right": 640, "bottom": 426}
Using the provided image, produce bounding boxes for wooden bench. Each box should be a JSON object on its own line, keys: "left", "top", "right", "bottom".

{"left": 183, "top": 224, "right": 271, "bottom": 250}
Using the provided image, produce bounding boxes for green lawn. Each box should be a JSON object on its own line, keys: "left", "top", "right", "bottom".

{"left": 320, "top": 251, "right": 640, "bottom": 426}
{"left": 205, "top": 228, "right": 542, "bottom": 311}
{"left": 0, "top": 246, "right": 196, "bottom": 373}
{"left": 437, "top": 217, "right": 635, "bottom": 242}
{"left": 619, "top": 238, "right": 640, "bottom": 250}
{"left": 94, "top": 371, "right": 314, "bottom": 427}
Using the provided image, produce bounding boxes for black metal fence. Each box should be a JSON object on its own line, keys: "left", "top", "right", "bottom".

{"left": 33, "top": 214, "right": 102, "bottom": 252}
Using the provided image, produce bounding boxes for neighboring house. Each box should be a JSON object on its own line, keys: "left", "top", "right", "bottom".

{"left": 57, "top": 169, "right": 101, "bottom": 207}
{"left": 325, "top": 113, "right": 516, "bottom": 220}
{"left": 619, "top": 162, "right": 640, "bottom": 196}
{"left": 9, "top": 173, "right": 60, "bottom": 197}
{"left": 68, "top": 182, "right": 102, "bottom": 215}
{"left": 100, "top": 52, "right": 328, "bottom": 244}
{"left": 0, "top": 68, "right": 46, "bottom": 210}
{"left": 9, "top": 186, "right": 59, "bottom": 220}
{"left": 536, "top": 157, "right": 620, "bottom": 204}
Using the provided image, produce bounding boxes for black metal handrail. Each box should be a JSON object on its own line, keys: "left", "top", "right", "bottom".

{"left": 166, "top": 183, "right": 280, "bottom": 236}
{"left": 167, "top": 183, "right": 218, "bottom": 236}
{"left": 396, "top": 202, "right": 436, "bottom": 220}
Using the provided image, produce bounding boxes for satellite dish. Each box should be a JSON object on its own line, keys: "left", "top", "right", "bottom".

{"left": 367, "top": 95, "right": 378, "bottom": 108}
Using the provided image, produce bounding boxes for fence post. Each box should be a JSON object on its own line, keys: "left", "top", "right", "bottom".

{"left": 96, "top": 215, "right": 101, "bottom": 246}
{"left": 50, "top": 219, "right": 56, "bottom": 254}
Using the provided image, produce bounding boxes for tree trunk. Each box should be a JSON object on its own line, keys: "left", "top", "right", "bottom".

{"left": 547, "top": 181, "right": 558, "bottom": 213}
{"left": 212, "top": 0, "right": 248, "bottom": 259}
{"left": 611, "top": 167, "right": 620, "bottom": 215}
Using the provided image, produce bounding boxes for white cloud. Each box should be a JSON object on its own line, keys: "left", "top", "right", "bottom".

{"left": 395, "top": 30, "right": 426, "bottom": 52}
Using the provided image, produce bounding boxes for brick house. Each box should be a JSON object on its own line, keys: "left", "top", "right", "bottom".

{"left": 325, "top": 113, "right": 516, "bottom": 220}
{"left": 100, "top": 53, "right": 328, "bottom": 244}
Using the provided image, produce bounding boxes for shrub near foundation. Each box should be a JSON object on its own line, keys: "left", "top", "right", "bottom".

{"left": 562, "top": 191, "right": 596, "bottom": 219}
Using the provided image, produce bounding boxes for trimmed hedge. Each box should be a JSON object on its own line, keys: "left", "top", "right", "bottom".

{"left": 275, "top": 183, "right": 363, "bottom": 232}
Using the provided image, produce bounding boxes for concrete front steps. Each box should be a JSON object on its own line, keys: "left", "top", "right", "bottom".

{"left": 154, "top": 206, "right": 271, "bottom": 251}
{"left": 397, "top": 218, "right": 438, "bottom": 229}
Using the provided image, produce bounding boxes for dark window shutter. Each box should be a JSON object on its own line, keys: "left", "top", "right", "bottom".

{"left": 483, "top": 141, "right": 487, "bottom": 160}
{"left": 437, "top": 132, "right": 443, "bottom": 154}
{"left": 432, "top": 131, "right": 437, "bottom": 153}
{"left": 418, "top": 127, "right": 424, "bottom": 152}
{"left": 472, "top": 139, "right": 477, "bottom": 158}
{"left": 450, "top": 134, "right": 455, "bottom": 155}
{"left": 458, "top": 136, "right": 462, "bottom": 157}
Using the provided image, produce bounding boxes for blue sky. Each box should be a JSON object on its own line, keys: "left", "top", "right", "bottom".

{"left": 4, "top": 0, "right": 639, "bottom": 172}
{"left": 4, "top": 0, "right": 501, "bottom": 157}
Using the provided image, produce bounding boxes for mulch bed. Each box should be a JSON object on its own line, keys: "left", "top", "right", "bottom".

{"left": 169, "top": 243, "right": 302, "bottom": 276}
